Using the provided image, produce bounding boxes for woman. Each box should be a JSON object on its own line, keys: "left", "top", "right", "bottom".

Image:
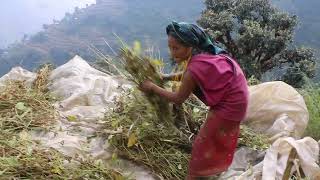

{"left": 140, "top": 21, "right": 249, "bottom": 179}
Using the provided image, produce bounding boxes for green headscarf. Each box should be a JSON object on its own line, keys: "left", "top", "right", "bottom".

{"left": 166, "top": 21, "right": 226, "bottom": 55}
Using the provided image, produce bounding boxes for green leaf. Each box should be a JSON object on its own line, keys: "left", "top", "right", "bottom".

{"left": 0, "top": 157, "right": 19, "bottom": 166}
{"left": 51, "top": 165, "right": 63, "bottom": 175}
{"left": 67, "top": 115, "right": 78, "bottom": 122}
{"left": 193, "top": 108, "right": 200, "bottom": 113}
{"left": 15, "top": 102, "right": 27, "bottom": 111}
{"left": 0, "top": 169, "right": 7, "bottom": 176}
{"left": 111, "top": 153, "right": 118, "bottom": 162}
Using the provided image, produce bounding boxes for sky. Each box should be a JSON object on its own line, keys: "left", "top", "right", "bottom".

{"left": 0, "top": 0, "right": 96, "bottom": 48}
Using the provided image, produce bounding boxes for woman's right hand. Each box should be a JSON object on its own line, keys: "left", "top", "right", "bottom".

{"left": 161, "top": 73, "right": 171, "bottom": 81}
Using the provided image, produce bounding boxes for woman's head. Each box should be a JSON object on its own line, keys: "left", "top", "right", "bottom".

{"left": 167, "top": 32, "right": 193, "bottom": 63}
{"left": 166, "top": 21, "right": 226, "bottom": 63}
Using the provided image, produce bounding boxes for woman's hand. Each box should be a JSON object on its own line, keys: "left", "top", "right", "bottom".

{"left": 161, "top": 72, "right": 183, "bottom": 82}
{"left": 139, "top": 80, "right": 155, "bottom": 93}
{"left": 161, "top": 73, "right": 170, "bottom": 81}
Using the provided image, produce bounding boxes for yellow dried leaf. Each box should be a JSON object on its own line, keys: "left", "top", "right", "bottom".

{"left": 112, "top": 172, "right": 124, "bottom": 180}
{"left": 127, "top": 133, "right": 138, "bottom": 147}
{"left": 133, "top": 41, "right": 141, "bottom": 55}
{"left": 152, "top": 59, "right": 164, "bottom": 67}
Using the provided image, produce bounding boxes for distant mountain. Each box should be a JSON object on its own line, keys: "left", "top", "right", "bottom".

{"left": 0, "top": 0, "right": 319, "bottom": 79}
{"left": 0, "top": 0, "right": 95, "bottom": 48}
{"left": 0, "top": 0, "right": 202, "bottom": 75}
{"left": 274, "top": 0, "right": 320, "bottom": 81}
{"left": 273, "top": 0, "right": 320, "bottom": 51}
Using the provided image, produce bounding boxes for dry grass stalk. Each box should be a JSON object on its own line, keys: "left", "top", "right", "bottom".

{"left": 33, "top": 64, "right": 53, "bottom": 92}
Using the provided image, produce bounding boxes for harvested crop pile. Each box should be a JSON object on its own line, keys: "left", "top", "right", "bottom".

{"left": 101, "top": 89, "right": 191, "bottom": 179}
{"left": 100, "top": 43, "right": 270, "bottom": 179}
{"left": 0, "top": 81, "right": 56, "bottom": 132}
{"left": 0, "top": 131, "right": 122, "bottom": 180}
{"left": 0, "top": 65, "right": 124, "bottom": 180}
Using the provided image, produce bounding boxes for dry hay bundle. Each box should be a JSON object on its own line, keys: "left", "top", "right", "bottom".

{"left": 0, "top": 81, "right": 56, "bottom": 132}
{"left": 118, "top": 42, "right": 172, "bottom": 125}
{"left": 0, "top": 65, "right": 124, "bottom": 180}
{"left": 0, "top": 64, "right": 56, "bottom": 132}
{"left": 33, "top": 64, "right": 53, "bottom": 92}
{"left": 102, "top": 89, "right": 190, "bottom": 179}
{"left": 0, "top": 131, "right": 122, "bottom": 179}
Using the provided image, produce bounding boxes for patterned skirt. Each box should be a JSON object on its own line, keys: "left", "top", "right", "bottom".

{"left": 188, "top": 113, "right": 241, "bottom": 179}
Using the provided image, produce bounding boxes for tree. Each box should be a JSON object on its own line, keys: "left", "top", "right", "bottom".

{"left": 198, "top": 0, "right": 316, "bottom": 87}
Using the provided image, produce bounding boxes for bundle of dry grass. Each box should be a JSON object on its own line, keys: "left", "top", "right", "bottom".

{"left": 117, "top": 42, "right": 173, "bottom": 125}
{"left": 0, "top": 64, "right": 55, "bottom": 132}
{"left": 102, "top": 89, "right": 190, "bottom": 179}
{"left": 33, "top": 64, "right": 53, "bottom": 92}
{"left": 0, "top": 131, "right": 122, "bottom": 179}
{"left": 0, "top": 65, "right": 125, "bottom": 180}
{"left": 0, "top": 81, "right": 56, "bottom": 132}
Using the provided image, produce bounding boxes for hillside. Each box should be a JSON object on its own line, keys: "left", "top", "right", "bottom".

{"left": 0, "top": 0, "right": 319, "bottom": 79}
{"left": 274, "top": 0, "right": 320, "bottom": 50}
{"left": 0, "top": 0, "right": 202, "bottom": 75}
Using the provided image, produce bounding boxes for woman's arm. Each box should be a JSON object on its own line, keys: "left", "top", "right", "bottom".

{"left": 162, "top": 72, "right": 184, "bottom": 81}
{"left": 141, "top": 71, "right": 196, "bottom": 104}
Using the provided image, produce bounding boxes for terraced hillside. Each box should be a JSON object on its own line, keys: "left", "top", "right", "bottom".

{"left": 0, "top": 0, "right": 202, "bottom": 75}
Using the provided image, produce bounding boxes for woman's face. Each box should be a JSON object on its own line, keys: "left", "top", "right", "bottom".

{"left": 168, "top": 35, "right": 192, "bottom": 63}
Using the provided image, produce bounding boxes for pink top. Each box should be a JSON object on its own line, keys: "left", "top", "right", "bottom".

{"left": 187, "top": 53, "right": 249, "bottom": 121}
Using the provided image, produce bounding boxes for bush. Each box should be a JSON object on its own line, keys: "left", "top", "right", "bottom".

{"left": 301, "top": 84, "right": 320, "bottom": 140}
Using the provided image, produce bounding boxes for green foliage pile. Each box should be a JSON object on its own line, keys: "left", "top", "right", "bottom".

{"left": 0, "top": 82, "right": 56, "bottom": 132}
{"left": 0, "top": 66, "right": 123, "bottom": 180}
{"left": 238, "top": 126, "right": 270, "bottom": 151}
{"left": 0, "top": 131, "right": 121, "bottom": 180}
{"left": 102, "top": 89, "right": 190, "bottom": 179}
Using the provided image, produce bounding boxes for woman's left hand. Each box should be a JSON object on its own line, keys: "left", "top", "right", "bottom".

{"left": 139, "top": 80, "right": 155, "bottom": 93}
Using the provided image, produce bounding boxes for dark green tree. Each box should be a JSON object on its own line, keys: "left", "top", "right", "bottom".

{"left": 198, "top": 0, "right": 316, "bottom": 87}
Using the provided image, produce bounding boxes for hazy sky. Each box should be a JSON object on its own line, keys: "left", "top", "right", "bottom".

{"left": 0, "top": 0, "right": 96, "bottom": 48}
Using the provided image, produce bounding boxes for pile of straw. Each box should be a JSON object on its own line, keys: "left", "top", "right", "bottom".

{"left": 0, "top": 131, "right": 121, "bottom": 179}
{"left": 0, "top": 81, "right": 56, "bottom": 132}
{"left": 0, "top": 65, "right": 124, "bottom": 180}
{"left": 102, "top": 89, "right": 190, "bottom": 179}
